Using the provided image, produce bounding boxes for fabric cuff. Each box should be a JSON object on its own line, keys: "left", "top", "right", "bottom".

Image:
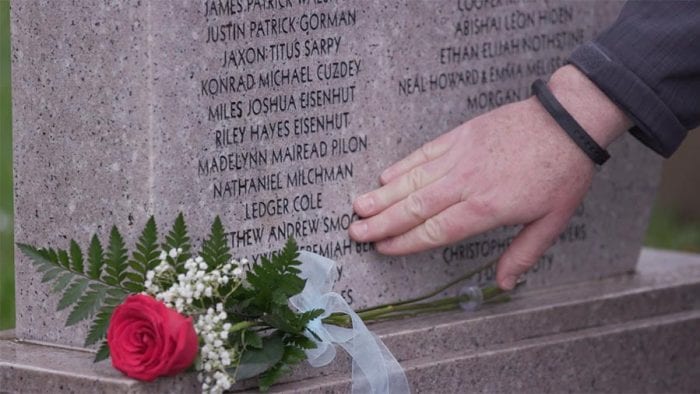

{"left": 568, "top": 42, "right": 687, "bottom": 158}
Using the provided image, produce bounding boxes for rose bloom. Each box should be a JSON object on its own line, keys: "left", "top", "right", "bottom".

{"left": 107, "top": 294, "right": 199, "bottom": 381}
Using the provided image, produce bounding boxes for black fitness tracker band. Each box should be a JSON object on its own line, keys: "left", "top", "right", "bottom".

{"left": 531, "top": 79, "right": 611, "bottom": 165}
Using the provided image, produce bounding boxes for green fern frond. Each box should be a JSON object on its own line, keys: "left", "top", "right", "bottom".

{"left": 57, "top": 278, "right": 89, "bottom": 311}
{"left": 16, "top": 243, "right": 53, "bottom": 272}
{"left": 41, "top": 267, "right": 63, "bottom": 283}
{"left": 246, "top": 238, "right": 304, "bottom": 311}
{"left": 94, "top": 341, "right": 110, "bottom": 362}
{"left": 69, "top": 240, "right": 84, "bottom": 273}
{"left": 57, "top": 249, "right": 71, "bottom": 270}
{"left": 104, "top": 227, "right": 128, "bottom": 286}
{"left": 259, "top": 340, "right": 308, "bottom": 391}
{"left": 66, "top": 284, "right": 107, "bottom": 326}
{"left": 163, "top": 213, "right": 192, "bottom": 272}
{"left": 51, "top": 272, "right": 73, "bottom": 293}
{"left": 200, "top": 216, "right": 231, "bottom": 270}
{"left": 86, "top": 304, "right": 117, "bottom": 346}
{"left": 128, "top": 216, "right": 160, "bottom": 283}
{"left": 87, "top": 235, "right": 104, "bottom": 280}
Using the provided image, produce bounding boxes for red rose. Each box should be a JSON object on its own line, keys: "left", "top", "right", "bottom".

{"left": 107, "top": 294, "right": 199, "bottom": 381}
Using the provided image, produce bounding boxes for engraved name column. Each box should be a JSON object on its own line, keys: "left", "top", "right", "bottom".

{"left": 197, "top": 0, "right": 366, "bottom": 305}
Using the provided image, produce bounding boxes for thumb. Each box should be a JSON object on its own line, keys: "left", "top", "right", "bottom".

{"left": 496, "top": 212, "right": 570, "bottom": 290}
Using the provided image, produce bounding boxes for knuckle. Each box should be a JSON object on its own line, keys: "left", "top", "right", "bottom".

{"left": 450, "top": 171, "right": 476, "bottom": 201}
{"left": 422, "top": 217, "right": 445, "bottom": 245}
{"left": 455, "top": 167, "right": 476, "bottom": 186}
{"left": 419, "top": 143, "right": 433, "bottom": 160}
{"left": 465, "top": 195, "right": 497, "bottom": 219}
{"left": 405, "top": 193, "right": 425, "bottom": 220}
{"left": 407, "top": 168, "right": 425, "bottom": 191}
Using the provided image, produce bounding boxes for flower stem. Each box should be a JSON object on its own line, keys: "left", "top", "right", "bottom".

{"left": 323, "top": 283, "right": 511, "bottom": 327}
{"left": 359, "top": 284, "right": 501, "bottom": 320}
{"left": 355, "top": 259, "right": 498, "bottom": 314}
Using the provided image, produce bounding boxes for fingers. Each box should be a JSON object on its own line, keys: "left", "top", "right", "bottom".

{"left": 349, "top": 175, "right": 464, "bottom": 242}
{"left": 496, "top": 212, "right": 570, "bottom": 290}
{"left": 353, "top": 156, "right": 453, "bottom": 217}
{"left": 379, "top": 130, "right": 456, "bottom": 185}
{"left": 373, "top": 198, "right": 501, "bottom": 255}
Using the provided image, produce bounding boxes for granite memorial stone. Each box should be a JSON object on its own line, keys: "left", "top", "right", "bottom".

{"left": 7, "top": 1, "right": 700, "bottom": 392}
{"left": 12, "top": 0, "right": 660, "bottom": 350}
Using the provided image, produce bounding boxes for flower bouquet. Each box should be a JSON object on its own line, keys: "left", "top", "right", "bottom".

{"left": 19, "top": 214, "right": 512, "bottom": 393}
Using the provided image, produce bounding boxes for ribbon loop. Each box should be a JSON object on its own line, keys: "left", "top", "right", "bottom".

{"left": 290, "top": 251, "right": 411, "bottom": 394}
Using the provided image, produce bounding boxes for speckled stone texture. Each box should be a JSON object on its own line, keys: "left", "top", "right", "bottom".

{"left": 12, "top": 0, "right": 661, "bottom": 350}
{"left": 2, "top": 249, "right": 700, "bottom": 393}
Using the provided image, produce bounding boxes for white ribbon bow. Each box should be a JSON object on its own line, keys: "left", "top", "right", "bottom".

{"left": 289, "top": 251, "right": 411, "bottom": 394}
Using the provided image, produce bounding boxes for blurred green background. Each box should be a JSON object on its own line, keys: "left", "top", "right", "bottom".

{"left": 1, "top": 0, "right": 13, "bottom": 330}
{"left": 0, "top": 2, "right": 698, "bottom": 330}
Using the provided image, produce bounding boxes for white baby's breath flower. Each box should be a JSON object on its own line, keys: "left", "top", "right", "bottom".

{"left": 149, "top": 253, "right": 243, "bottom": 394}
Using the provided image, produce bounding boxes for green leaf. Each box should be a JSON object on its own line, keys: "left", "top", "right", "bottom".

{"left": 245, "top": 238, "right": 304, "bottom": 314}
{"left": 271, "top": 289, "right": 289, "bottom": 306}
{"left": 199, "top": 216, "right": 231, "bottom": 270}
{"left": 85, "top": 305, "right": 115, "bottom": 346}
{"left": 33, "top": 259, "right": 54, "bottom": 273}
{"left": 263, "top": 307, "right": 298, "bottom": 333}
{"left": 51, "top": 272, "right": 74, "bottom": 293}
{"left": 258, "top": 341, "right": 308, "bottom": 391}
{"left": 104, "top": 226, "right": 128, "bottom": 285}
{"left": 66, "top": 285, "right": 107, "bottom": 326}
{"left": 129, "top": 216, "right": 160, "bottom": 282}
{"left": 94, "top": 341, "right": 110, "bottom": 362}
{"left": 263, "top": 307, "right": 323, "bottom": 334}
{"left": 17, "top": 243, "right": 57, "bottom": 270}
{"left": 57, "top": 249, "right": 71, "bottom": 270}
{"left": 41, "top": 267, "right": 63, "bottom": 283}
{"left": 235, "top": 334, "right": 285, "bottom": 381}
{"left": 244, "top": 330, "right": 263, "bottom": 349}
{"left": 163, "top": 213, "right": 191, "bottom": 272}
{"left": 287, "top": 334, "right": 316, "bottom": 350}
{"left": 123, "top": 281, "right": 144, "bottom": 293}
{"left": 298, "top": 309, "right": 325, "bottom": 327}
{"left": 57, "top": 278, "right": 89, "bottom": 311}
{"left": 106, "top": 287, "right": 129, "bottom": 300}
{"left": 125, "top": 272, "right": 143, "bottom": 283}
{"left": 69, "top": 239, "right": 85, "bottom": 273}
{"left": 87, "top": 235, "right": 104, "bottom": 280}
{"left": 44, "top": 248, "right": 59, "bottom": 265}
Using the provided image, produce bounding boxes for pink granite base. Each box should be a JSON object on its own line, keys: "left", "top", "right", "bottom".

{"left": 2, "top": 248, "right": 700, "bottom": 393}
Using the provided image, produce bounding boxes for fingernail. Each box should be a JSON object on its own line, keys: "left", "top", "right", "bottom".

{"left": 502, "top": 276, "right": 517, "bottom": 291}
{"left": 355, "top": 195, "right": 374, "bottom": 213}
{"left": 350, "top": 221, "right": 367, "bottom": 238}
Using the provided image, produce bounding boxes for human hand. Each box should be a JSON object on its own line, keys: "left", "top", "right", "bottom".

{"left": 349, "top": 66, "right": 631, "bottom": 290}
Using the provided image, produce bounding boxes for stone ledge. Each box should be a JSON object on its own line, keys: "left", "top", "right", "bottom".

{"left": 2, "top": 248, "right": 699, "bottom": 393}
{"left": 266, "top": 309, "right": 700, "bottom": 393}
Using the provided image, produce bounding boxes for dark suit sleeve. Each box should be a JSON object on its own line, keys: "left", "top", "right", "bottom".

{"left": 568, "top": 1, "right": 700, "bottom": 157}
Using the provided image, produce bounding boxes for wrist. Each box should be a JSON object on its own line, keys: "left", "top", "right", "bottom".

{"left": 546, "top": 65, "right": 632, "bottom": 148}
